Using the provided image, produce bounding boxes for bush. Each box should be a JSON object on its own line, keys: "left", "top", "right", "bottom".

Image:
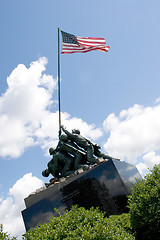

{"left": 0, "top": 224, "right": 17, "bottom": 240}
{"left": 24, "top": 205, "right": 135, "bottom": 240}
{"left": 128, "top": 164, "right": 160, "bottom": 240}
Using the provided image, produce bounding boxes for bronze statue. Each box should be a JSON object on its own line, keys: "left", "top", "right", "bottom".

{"left": 42, "top": 147, "right": 74, "bottom": 179}
{"left": 42, "top": 125, "right": 113, "bottom": 180}
{"left": 57, "top": 134, "right": 88, "bottom": 170}
{"left": 61, "top": 125, "right": 113, "bottom": 160}
{"left": 60, "top": 125, "right": 99, "bottom": 164}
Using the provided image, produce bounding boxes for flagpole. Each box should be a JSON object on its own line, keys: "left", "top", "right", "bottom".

{"left": 58, "top": 28, "right": 61, "bottom": 137}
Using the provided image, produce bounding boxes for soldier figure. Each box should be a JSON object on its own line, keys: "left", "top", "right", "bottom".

{"left": 57, "top": 134, "right": 89, "bottom": 170}
{"left": 42, "top": 147, "right": 74, "bottom": 179}
{"left": 60, "top": 125, "right": 99, "bottom": 164}
{"left": 93, "top": 145, "right": 112, "bottom": 160}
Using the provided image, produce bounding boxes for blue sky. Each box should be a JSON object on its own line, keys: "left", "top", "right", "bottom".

{"left": 1, "top": 0, "right": 160, "bottom": 238}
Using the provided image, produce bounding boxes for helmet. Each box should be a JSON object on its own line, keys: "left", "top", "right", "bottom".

{"left": 72, "top": 129, "right": 80, "bottom": 135}
{"left": 49, "top": 147, "right": 56, "bottom": 155}
{"left": 42, "top": 169, "right": 49, "bottom": 177}
{"left": 59, "top": 134, "right": 68, "bottom": 141}
{"left": 95, "top": 144, "right": 100, "bottom": 149}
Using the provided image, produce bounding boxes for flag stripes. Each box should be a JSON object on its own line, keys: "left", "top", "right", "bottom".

{"left": 61, "top": 31, "right": 110, "bottom": 54}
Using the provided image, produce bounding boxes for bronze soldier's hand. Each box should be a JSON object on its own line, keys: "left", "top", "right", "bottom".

{"left": 60, "top": 125, "right": 65, "bottom": 130}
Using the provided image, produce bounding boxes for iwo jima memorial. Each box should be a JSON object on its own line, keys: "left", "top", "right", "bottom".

{"left": 22, "top": 29, "right": 142, "bottom": 232}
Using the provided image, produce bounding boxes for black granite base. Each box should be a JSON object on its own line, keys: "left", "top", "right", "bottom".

{"left": 22, "top": 159, "right": 141, "bottom": 232}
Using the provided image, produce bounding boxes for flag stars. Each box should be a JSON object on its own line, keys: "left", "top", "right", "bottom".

{"left": 61, "top": 31, "right": 78, "bottom": 44}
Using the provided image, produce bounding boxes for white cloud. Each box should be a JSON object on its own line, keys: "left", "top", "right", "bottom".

{"left": 0, "top": 58, "right": 102, "bottom": 158}
{"left": 143, "top": 151, "right": 160, "bottom": 168}
{"left": 103, "top": 103, "right": 160, "bottom": 176}
{"left": 0, "top": 57, "right": 56, "bottom": 158}
{"left": 0, "top": 173, "right": 43, "bottom": 239}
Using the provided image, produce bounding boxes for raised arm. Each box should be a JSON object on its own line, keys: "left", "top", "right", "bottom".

{"left": 60, "top": 125, "right": 73, "bottom": 138}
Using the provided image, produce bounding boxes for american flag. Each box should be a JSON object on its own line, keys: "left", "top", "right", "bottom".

{"left": 61, "top": 31, "right": 110, "bottom": 54}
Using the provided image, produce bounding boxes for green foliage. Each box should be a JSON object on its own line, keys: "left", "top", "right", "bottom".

{"left": 24, "top": 206, "right": 135, "bottom": 240}
{"left": 128, "top": 164, "right": 160, "bottom": 240}
{"left": 0, "top": 224, "right": 17, "bottom": 240}
{"left": 106, "top": 213, "right": 134, "bottom": 236}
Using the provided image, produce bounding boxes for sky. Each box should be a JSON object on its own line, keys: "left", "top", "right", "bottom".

{"left": 0, "top": 0, "right": 160, "bottom": 238}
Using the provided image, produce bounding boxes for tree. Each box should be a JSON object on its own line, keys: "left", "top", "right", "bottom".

{"left": 128, "top": 164, "right": 160, "bottom": 240}
{"left": 23, "top": 205, "right": 134, "bottom": 240}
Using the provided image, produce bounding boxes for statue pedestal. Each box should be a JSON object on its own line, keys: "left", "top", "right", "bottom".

{"left": 22, "top": 159, "right": 141, "bottom": 232}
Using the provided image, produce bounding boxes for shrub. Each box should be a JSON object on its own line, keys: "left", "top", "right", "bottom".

{"left": 128, "top": 164, "right": 160, "bottom": 240}
{"left": 24, "top": 205, "right": 135, "bottom": 240}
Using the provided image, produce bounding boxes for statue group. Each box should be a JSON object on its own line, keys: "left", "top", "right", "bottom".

{"left": 42, "top": 125, "right": 113, "bottom": 180}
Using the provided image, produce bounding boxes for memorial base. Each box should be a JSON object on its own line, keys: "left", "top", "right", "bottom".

{"left": 22, "top": 159, "right": 141, "bottom": 232}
